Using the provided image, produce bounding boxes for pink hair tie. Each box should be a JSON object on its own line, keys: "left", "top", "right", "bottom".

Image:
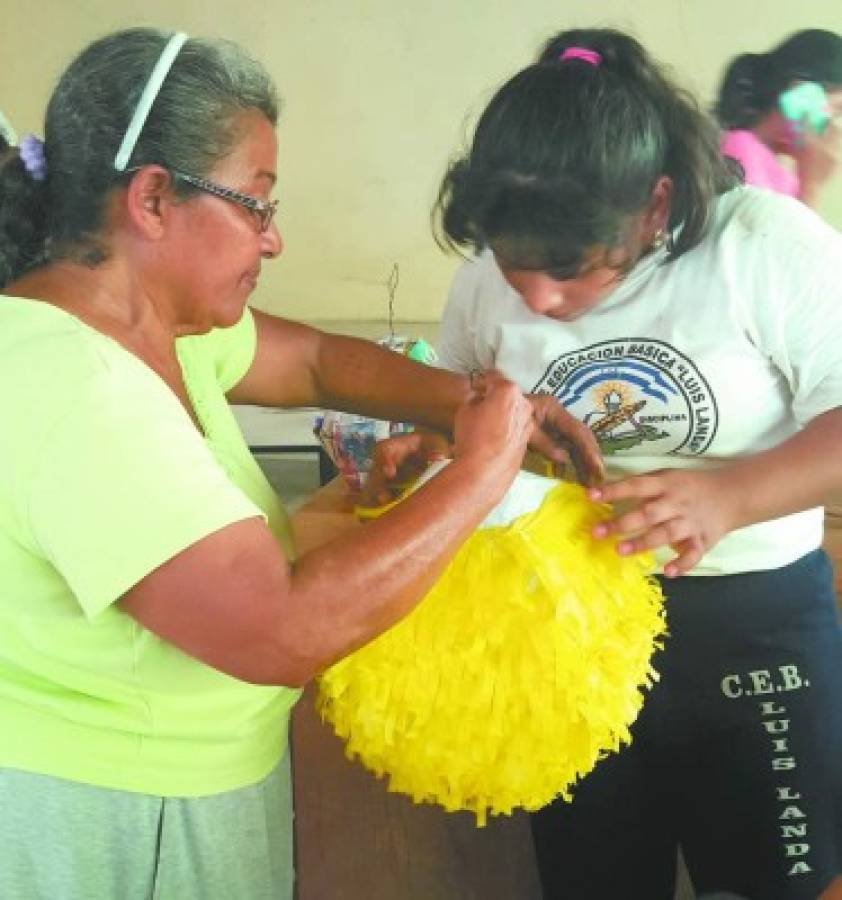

{"left": 559, "top": 47, "right": 602, "bottom": 67}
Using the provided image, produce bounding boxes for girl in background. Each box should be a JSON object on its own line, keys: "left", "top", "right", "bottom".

{"left": 715, "top": 29, "right": 842, "bottom": 206}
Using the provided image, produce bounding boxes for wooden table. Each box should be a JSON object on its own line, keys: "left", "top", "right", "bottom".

{"left": 289, "top": 479, "right": 542, "bottom": 900}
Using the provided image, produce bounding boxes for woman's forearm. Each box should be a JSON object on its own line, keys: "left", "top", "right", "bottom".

{"left": 279, "top": 455, "right": 509, "bottom": 682}
{"left": 121, "top": 383, "right": 533, "bottom": 688}
{"left": 313, "top": 332, "right": 471, "bottom": 432}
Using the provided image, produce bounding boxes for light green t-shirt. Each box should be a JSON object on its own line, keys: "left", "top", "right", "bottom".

{"left": 0, "top": 297, "right": 301, "bottom": 797}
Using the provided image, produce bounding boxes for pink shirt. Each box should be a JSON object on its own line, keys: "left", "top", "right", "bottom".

{"left": 720, "top": 129, "right": 800, "bottom": 198}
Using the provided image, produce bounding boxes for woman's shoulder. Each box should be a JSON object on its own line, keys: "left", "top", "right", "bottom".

{"left": 0, "top": 296, "right": 115, "bottom": 381}
{"left": 720, "top": 128, "right": 765, "bottom": 157}
{"left": 0, "top": 296, "right": 178, "bottom": 423}
{"left": 719, "top": 130, "right": 798, "bottom": 195}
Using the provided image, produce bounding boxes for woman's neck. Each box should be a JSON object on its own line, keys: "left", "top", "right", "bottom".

{"left": 11, "top": 256, "right": 176, "bottom": 334}
{"left": 7, "top": 258, "right": 185, "bottom": 364}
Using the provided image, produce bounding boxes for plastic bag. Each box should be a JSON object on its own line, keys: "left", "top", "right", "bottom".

{"left": 314, "top": 336, "right": 437, "bottom": 491}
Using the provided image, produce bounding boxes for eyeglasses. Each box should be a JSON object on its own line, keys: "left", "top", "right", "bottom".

{"left": 171, "top": 170, "right": 279, "bottom": 233}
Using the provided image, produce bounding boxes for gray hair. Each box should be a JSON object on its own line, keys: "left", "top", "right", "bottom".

{"left": 0, "top": 27, "right": 279, "bottom": 284}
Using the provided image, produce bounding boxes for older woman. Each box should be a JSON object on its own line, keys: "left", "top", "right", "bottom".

{"left": 0, "top": 28, "right": 599, "bottom": 900}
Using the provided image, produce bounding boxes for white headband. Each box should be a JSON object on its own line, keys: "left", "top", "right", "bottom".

{"left": 113, "top": 31, "right": 188, "bottom": 172}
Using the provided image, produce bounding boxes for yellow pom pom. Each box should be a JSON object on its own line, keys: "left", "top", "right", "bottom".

{"left": 317, "top": 481, "right": 666, "bottom": 826}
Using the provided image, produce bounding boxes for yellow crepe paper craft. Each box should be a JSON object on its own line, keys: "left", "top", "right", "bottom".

{"left": 317, "top": 474, "right": 667, "bottom": 826}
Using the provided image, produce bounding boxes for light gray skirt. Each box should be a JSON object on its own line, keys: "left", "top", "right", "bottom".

{"left": 0, "top": 752, "right": 293, "bottom": 900}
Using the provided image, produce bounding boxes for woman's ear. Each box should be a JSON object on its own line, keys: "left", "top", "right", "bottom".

{"left": 122, "top": 165, "right": 177, "bottom": 239}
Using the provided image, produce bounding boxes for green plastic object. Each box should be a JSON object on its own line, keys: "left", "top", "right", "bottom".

{"left": 406, "top": 337, "right": 437, "bottom": 365}
{"left": 779, "top": 82, "right": 831, "bottom": 135}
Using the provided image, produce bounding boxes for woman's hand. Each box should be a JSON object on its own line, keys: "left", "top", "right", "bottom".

{"left": 362, "top": 377, "right": 533, "bottom": 507}
{"left": 452, "top": 376, "right": 534, "bottom": 479}
{"left": 795, "top": 121, "right": 840, "bottom": 207}
{"left": 588, "top": 468, "right": 740, "bottom": 577}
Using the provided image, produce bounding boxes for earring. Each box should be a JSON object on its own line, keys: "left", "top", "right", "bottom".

{"left": 650, "top": 228, "right": 668, "bottom": 251}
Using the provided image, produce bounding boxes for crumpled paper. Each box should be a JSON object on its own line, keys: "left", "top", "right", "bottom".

{"left": 317, "top": 476, "right": 667, "bottom": 825}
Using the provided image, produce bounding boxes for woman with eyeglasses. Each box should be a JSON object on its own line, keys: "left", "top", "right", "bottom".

{"left": 0, "top": 28, "right": 600, "bottom": 900}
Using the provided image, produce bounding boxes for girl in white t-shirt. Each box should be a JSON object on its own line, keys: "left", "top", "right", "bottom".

{"left": 429, "top": 27, "right": 842, "bottom": 900}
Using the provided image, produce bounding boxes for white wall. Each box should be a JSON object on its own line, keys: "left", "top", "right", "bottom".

{"left": 2, "top": 0, "right": 840, "bottom": 321}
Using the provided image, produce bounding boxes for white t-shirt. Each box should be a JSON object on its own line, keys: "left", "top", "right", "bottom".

{"left": 438, "top": 187, "right": 842, "bottom": 575}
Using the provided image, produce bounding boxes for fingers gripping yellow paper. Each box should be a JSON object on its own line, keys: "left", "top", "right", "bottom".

{"left": 317, "top": 476, "right": 667, "bottom": 826}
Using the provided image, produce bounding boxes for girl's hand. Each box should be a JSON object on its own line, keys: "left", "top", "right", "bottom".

{"left": 469, "top": 370, "right": 604, "bottom": 486}
{"left": 362, "top": 430, "right": 451, "bottom": 507}
{"left": 527, "top": 393, "right": 605, "bottom": 486}
{"left": 588, "top": 468, "right": 740, "bottom": 577}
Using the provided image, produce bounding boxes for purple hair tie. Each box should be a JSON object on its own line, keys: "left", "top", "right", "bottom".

{"left": 560, "top": 47, "right": 602, "bottom": 67}
{"left": 19, "top": 134, "right": 47, "bottom": 181}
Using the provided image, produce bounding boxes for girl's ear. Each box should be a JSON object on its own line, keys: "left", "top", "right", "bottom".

{"left": 122, "top": 165, "right": 179, "bottom": 239}
{"left": 640, "top": 175, "right": 673, "bottom": 241}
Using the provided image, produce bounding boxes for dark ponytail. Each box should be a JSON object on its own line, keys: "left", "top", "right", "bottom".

{"left": 435, "top": 28, "right": 737, "bottom": 274}
{"left": 714, "top": 53, "right": 770, "bottom": 129}
{"left": 0, "top": 138, "right": 49, "bottom": 288}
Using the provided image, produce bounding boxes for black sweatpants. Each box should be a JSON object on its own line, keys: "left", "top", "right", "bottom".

{"left": 530, "top": 549, "right": 842, "bottom": 900}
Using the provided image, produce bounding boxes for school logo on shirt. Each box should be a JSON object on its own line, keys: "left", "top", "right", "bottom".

{"left": 531, "top": 339, "right": 718, "bottom": 455}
